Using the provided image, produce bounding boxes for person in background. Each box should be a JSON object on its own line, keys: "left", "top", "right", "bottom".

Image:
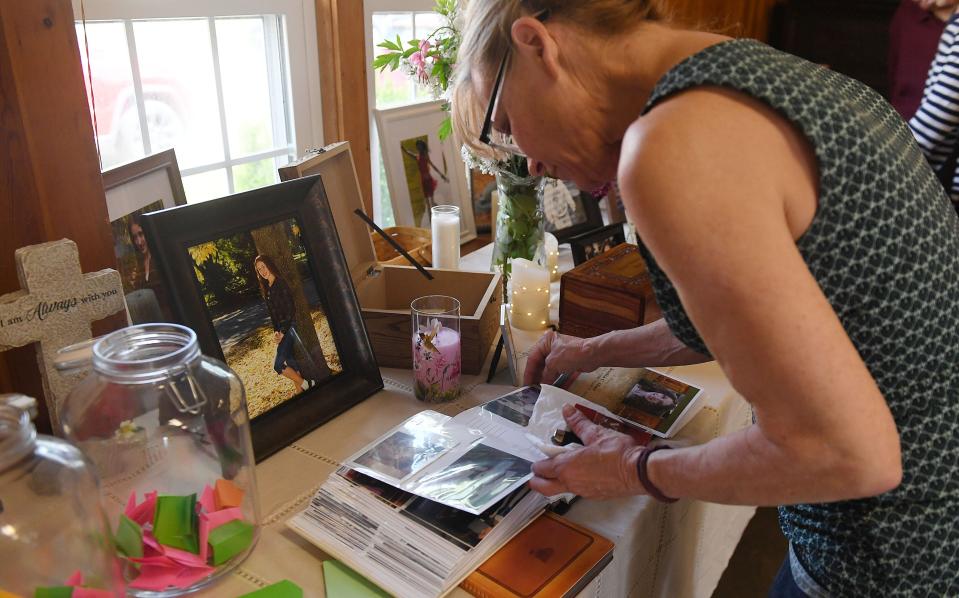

{"left": 909, "top": 1, "right": 959, "bottom": 207}
{"left": 888, "top": 0, "right": 954, "bottom": 120}
{"left": 451, "top": 1, "right": 959, "bottom": 596}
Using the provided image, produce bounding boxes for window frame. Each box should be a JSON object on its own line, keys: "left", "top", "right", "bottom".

{"left": 363, "top": 0, "right": 438, "bottom": 224}
{"left": 73, "top": 0, "right": 324, "bottom": 190}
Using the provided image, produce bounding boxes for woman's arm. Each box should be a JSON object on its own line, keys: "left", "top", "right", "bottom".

{"left": 909, "top": 15, "right": 959, "bottom": 169}
{"left": 532, "top": 87, "right": 901, "bottom": 505}
{"left": 273, "top": 280, "right": 296, "bottom": 334}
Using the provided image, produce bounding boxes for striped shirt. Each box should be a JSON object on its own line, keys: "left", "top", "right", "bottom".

{"left": 909, "top": 13, "right": 959, "bottom": 201}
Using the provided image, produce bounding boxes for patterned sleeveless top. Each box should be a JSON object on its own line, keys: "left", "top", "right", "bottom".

{"left": 637, "top": 39, "right": 959, "bottom": 596}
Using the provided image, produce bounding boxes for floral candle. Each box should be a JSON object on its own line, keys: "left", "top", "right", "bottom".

{"left": 510, "top": 258, "right": 550, "bottom": 330}
{"left": 411, "top": 296, "right": 461, "bottom": 403}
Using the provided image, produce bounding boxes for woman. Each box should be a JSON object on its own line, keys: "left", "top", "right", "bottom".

{"left": 451, "top": 2, "right": 959, "bottom": 596}
{"left": 254, "top": 255, "right": 314, "bottom": 396}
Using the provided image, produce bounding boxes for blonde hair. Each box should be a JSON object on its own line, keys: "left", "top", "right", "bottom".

{"left": 452, "top": 0, "right": 666, "bottom": 157}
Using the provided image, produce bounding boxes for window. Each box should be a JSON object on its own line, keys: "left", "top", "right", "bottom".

{"left": 74, "top": 0, "right": 323, "bottom": 203}
{"left": 364, "top": 0, "right": 443, "bottom": 226}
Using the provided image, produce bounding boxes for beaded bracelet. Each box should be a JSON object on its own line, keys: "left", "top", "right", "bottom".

{"left": 637, "top": 445, "right": 678, "bottom": 503}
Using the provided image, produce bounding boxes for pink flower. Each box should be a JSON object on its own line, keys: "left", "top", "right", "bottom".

{"left": 410, "top": 51, "right": 424, "bottom": 68}
{"left": 419, "top": 39, "right": 431, "bottom": 55}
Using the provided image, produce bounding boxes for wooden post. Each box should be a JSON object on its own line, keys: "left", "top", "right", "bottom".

{"left": 0, "top": 0, "right": 125, "bottom": 432}
{"left": 316, "top": 0, "right": 373, "bottom": 217}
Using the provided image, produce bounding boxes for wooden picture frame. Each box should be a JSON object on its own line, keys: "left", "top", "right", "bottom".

{"left": 374, "top": 100, "right": 477, "bottom": 243}
{"left": 542, "top": 178, "right": 604, "bottom": 242}
{"left": 569, "top": 223, "right": 628, "bottom": 266}
{"left": 102, "top": 149, "right": 187, "bottom": 324}
{"left": 141, "top": 176, "right": 383, "bottom": 461}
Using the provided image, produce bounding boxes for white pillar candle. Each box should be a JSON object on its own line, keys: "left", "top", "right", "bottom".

{"left": 544, "top": 232, "right": 560, "bottom": 281}
{"left": 431, "top": 205, "right": 460, "bottom": 269}
{"left": 510, "top": 258, "right": 550, "bottom": 330}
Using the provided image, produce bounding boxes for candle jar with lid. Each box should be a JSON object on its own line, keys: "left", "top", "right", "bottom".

{"left": 58, "top": 324, "right": 260, "bottom": 596}
{"left": 0, "top": 396, "right": 124, "bottom": 596}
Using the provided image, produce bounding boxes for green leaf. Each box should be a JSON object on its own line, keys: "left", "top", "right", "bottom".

{"left": 377, "top": 39, "right": 402, "bottom": 52}
{"left": 372, "top": 54, "right": 395, "bottom": 70}
{"left": 438, "top": 117, "right": 453, "bottom": 141}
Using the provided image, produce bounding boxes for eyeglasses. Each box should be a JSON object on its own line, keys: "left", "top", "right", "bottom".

{"left": 478, "top": 9, "right": 550, "bottom": 158}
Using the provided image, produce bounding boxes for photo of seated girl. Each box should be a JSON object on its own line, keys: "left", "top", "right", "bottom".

{"left": 254, "top": 254, "right": 316, "bottom": 397}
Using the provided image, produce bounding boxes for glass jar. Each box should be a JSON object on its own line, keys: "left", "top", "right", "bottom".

{"left": 58, "top": 324, "right": 260, "bottom": 596}
{"left": 0, "top": 398, "right": 124, "bottom": 596}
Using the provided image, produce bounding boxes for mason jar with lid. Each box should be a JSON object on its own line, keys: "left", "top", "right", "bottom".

{"left": 58, "top": 324, "right": 260, "bottom": 595}
{"left": 0, "top": 396, "right": 124, "bottom": 596}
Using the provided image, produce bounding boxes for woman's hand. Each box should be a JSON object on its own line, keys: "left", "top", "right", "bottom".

{"left": 274, "top": 331, "right": 283, "bottom": 344}
{"left": 523, "top": 330, "right": 598, "bottom": 386}
{"left": 529, "top": 404, "right": 647, "bottom": 499}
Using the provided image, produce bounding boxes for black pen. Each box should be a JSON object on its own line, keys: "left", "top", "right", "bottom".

{"left": 552, "top": 372, "right": 570, "bottom": 388}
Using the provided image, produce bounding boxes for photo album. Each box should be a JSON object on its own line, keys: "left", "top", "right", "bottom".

{"left": 287, "top": 368, "right": 706, "bottom": 598}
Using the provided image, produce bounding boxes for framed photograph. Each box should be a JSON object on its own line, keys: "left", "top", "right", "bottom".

{"left": 568, "top": 224, "right": 628, "bottom": 266}
{"left": 140, "top": 176, "right": 383, "bottom": 460}
{"left": 469, "top": 168, "right": 496, "bottom": 234}
{"left": 542, "top": 178, "right": 604, "bottom": 242}
{"left": 102, "top": 149, "right": 187, "bottom": 324}
{"left": 375, "top": 100, "right": 477, "bottom": 243}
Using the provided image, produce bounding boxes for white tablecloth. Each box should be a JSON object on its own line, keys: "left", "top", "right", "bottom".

{"left": 186, "top": 245, "right": 756, "bottom": 597}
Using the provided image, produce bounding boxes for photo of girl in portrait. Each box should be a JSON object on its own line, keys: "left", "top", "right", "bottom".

{"left": 255, "top": 254, "right": 319, "bottom": 397}
{"left": 401, "top": 135, "right": 451, "bottom": 227}
{"left": 112, "top": 202, "right": 174, "bottom": 323}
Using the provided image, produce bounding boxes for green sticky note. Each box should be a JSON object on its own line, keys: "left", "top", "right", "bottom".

{"left": 207, "top": 518, "right": 254, "bottom": 566}
{"left": 34, "top": 587, "right": 73, "bottom": 598}
{"left": 237, "top": 580, "right": 303, "bottom": 598}
{"left": 322, "top": 560, "right": 390, "bottom": 598}
{"left": 114, "top": 514, "right": 143, "bottom": 558}
{"left": 153, "top": 494, "right": 199, "bottom": 554}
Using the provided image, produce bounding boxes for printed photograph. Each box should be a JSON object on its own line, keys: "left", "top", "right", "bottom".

{"left": 188, "top": 217, "right": 343, "bottom": 419}
{"left": 342, "top": 468, "right": 414, "bottom": 509}
{"left": 570, "top": 223, "right": 628, "bottom": 266}
{"left": 112, "top": 200, "right": 176, "bottom": 323}
{"left": 400, "top": 135, "right": 453, "bottom": 228}
{"left": 353, "top": 429, "right": 454, "bottom": 481}
{"left": 543, "top": 179, "right": 588, "bottom": 232}
{"left": 413, "top": 443, "right": 532, "bottom": 513}
{"left": 615, "top": 370, "right": 701, "bottom": 434}
{"left": 470, "top": 169, "right": 496, "bottom": 233}
{"left": 401, "top": 486, "right": 530, "bottom": 550}
{"left": 482, "top": 386, "right": 542, "bottom": 427}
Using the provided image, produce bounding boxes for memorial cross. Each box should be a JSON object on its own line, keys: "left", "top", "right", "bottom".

{"left": 0, "top": 239, "right": 126, "bottom": 431}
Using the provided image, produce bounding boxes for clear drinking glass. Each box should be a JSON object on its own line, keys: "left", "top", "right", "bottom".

{"left": 58, "top": 324, "right": 260, "bottom": 596}
{"left": 411, "top": 296, "right": 461, "bottom": 403}
{"left": 0, "top": 399, "right": 124, "bottom": 596}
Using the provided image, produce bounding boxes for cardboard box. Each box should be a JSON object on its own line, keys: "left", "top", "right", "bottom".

{"left": 559, "top": 243, "right": 661, "bottom": 338}
{"left": 280, "top": 143, "right": 501, "bottom": 374}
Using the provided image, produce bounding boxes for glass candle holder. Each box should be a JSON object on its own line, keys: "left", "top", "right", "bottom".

{"left": 509, "top": 258, "right": 551, "bottom": 331}
{"left": 431, "top": 205, "right": 460, "bottom": 270}
{"left": 411, "top": 296, "right": 461, "bottom": 403}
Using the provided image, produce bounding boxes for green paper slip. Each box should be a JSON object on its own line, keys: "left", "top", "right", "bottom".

{"left": 153, "top": 494, "right": 199, "bottom": 554}
{"left": 207, "top": 518, "right": 254, "bottom": 566}
{"left": 115, "top": 514, "right": 143, "bottom": 558}
{"left": 237, "top": 580, "right": 302, "bottom": 598}
{"left": 34, "top": 588, "right": 73, "bottom": 598}
{"left": 322, "top": 560, "right": 390, "bottom": 598}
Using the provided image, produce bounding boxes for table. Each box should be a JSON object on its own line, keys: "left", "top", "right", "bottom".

{"left": 197, "top": 244, "right": 756, "bottom": 597}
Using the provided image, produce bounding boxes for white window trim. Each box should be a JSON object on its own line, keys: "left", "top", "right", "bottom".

{"left": 73, "top": 0, "right": 324, "bottom": 160}
{"left": 363, "top": 0, "right": 437, "bottom": 223}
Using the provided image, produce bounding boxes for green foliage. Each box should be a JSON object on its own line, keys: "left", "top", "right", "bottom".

{"left": 189, "top": 234, "right": 259, "bottom": 311}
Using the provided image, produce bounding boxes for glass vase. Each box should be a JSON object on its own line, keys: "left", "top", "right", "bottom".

{"left": 491, "top": 169, "right": 546, "bottom": 281}
{"left": 58, "top": 324, "right": 260, "bottom": 596}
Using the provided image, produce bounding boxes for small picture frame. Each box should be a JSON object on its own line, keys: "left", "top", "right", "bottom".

{"left": 374, "top": 100, "right": 477, "bottom": 243}
{"left": 102, "top": 149, "right": 187, "bottom": 324}
{"left": 568, "top": 224, "right": 628, "bottom": 266}
{"left": 542, "top": 178, "right": 604, "bottom": 242}
{"left": 141, "top": 176, "right": 383, "bottom": 460}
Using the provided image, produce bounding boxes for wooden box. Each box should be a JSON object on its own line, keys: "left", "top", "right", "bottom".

{"left": 279, "top": 142, "right": 501, "bottom": 374}
{"left": 559, "top": 243, "right": 661, "bottom": 338}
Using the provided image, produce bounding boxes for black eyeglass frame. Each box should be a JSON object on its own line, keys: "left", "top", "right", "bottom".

{"left": 478, "top": 9, "right": 550, "bottom": 155}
